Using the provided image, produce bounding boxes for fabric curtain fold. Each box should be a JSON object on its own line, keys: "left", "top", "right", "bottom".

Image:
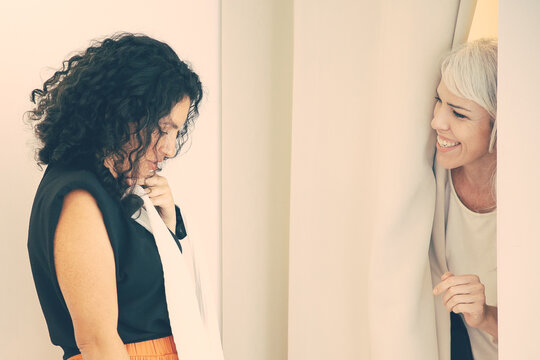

{"left": 367, "top": 1, "right": 476, "bottom": 359}
{"left": 288, "top": 1, "right": 475, "bottom": 359}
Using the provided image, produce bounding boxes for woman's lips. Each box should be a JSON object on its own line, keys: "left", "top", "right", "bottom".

{"left": 148, "top": 160, "right": 158, "bottom": 171}
{"left": 436, "top": 135, "right": 461, "bottom": 153}
{"left": 436, "top": 141, "right": 461, "bottom": 153}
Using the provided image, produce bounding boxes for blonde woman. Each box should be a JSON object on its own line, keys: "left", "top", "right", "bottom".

{"left": 430, "top": 39, "right": 498, "bottom": 360}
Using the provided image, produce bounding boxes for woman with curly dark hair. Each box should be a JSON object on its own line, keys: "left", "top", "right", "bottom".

{"left": 27, "top": 33, "right": 224, "bottom": 360}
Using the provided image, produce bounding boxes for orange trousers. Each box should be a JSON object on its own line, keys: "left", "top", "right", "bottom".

{"left": 67, "top": 335, "right": 178, "bottom": 360}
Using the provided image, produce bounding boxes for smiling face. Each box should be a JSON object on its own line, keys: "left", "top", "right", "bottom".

{"left": 431, "top": 80, "right": 494, "bottom": 170}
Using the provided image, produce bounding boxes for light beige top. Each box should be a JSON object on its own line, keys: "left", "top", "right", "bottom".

{"left": 429, "top": 162, "right": 497, "bottom": 360}
{"left": 446, "top": 170, "right": 497, "bottom": 359}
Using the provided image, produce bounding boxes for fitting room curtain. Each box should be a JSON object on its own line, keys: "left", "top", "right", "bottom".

{"left": 288, "top": 1, "right": 475, "bottom": 359}
{"left": 365, "top": 2, "right": 476, "bottom": 359}
{"left": 223, "top": 1, "right": 476, "bottom": 359}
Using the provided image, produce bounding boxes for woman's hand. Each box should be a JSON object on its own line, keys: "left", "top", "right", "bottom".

{"left": 130, "top": 174, "right": 177, "bottom": 232}
{"left": 433, "top": 272, "right": 498, "bottom": 341}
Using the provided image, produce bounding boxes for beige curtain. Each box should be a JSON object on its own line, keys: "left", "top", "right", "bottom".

{"left": 221, "top": 0, "right": 292, "bottom": 359}
{"left": 289, "top": 1, "right": 475, "bottom": 359}
{"left": 222, "top": 1, "right": 476, "bottom": 359}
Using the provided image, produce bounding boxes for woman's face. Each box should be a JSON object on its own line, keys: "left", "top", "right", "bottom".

{"left": 135, "top": 96, "right": 191, "bottom": 178}
{"left": 431, "top": 80, "right": 494, "bottom": 170}
{"left": 107, "top": 96, "right": 191, "bottom": 180}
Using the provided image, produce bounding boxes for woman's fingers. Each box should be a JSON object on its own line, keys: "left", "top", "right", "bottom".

{"left": 441, "top": 272, "right": 454, "bottom": 281}
{"left": 127, "top": 173, "right": 168, "bottom": 187}
{"left": 444, "top": 293, "right": 485, "bottom": 312}
{"left": 451, "top": 303, "right": 483, "bottom": 316}
{"left": 433, "top": 274, "right": 480, "bottom": 295}
{"left": 147, "top": 193, "right": 173, "bottom": 207}
{"left": 134, "top": 174, "right": 176, "bottom": 231}
{"left": 433, "top": 273, "right": 489, "bottom": 328}
{"left": 128, "top": 174, "right": 170, "bottom": 197}
{"left": 142, "top": 174, "right": 168, "bottom": 187}
{"left": 145, "top": 186, "right": 167, "bottom": 197}
{"left": 441, "top": 283, "right": 471, "bottom": 305}
{"left": 441, "top": 282, "right": 484, "bottom": 304}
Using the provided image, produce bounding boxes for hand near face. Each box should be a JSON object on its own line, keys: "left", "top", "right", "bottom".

{"left": 129, "top": 173, "right": 177, "bottom": 233}
{"left": 433, "top": 272, "right": 498, "bottom": 340}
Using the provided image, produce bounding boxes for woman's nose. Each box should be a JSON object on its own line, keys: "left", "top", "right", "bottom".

{"left": 158, "top": 135, "right": 176, "bottom": 158}
{"left": 431, "top": 106, "right": 450, "bottom": 131}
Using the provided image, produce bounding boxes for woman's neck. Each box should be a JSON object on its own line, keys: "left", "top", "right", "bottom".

{"left": 453, "top": 151, "right": 497, "bottom": 190}
{"left": 451, "top": 151, "right": 497, "bottom": 213}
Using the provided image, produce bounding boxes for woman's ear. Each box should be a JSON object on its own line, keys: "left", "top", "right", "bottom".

{"left": 103, "top": 155, "right": 118, "bottom": 178}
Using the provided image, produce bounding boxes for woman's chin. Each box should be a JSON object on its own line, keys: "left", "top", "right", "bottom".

{"left": 436, "top": 154, "right": 460, "bottom": 170}
{"left": 137, "top": 170, "right": 156, "bottom": 180}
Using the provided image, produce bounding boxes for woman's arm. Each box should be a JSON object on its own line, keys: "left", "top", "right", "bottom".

{"left": 54, "top": 189, "right": 129, "bottom": 360}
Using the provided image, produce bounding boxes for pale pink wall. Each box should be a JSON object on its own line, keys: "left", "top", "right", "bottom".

{"left": 498, "top": 0, "right": 540, "bottom": 357}
{"left": 0, "top": 1, "right": 220, "bottom": 358}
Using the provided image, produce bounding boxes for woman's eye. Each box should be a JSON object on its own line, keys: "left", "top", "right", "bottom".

{"left": 453, "top": 110, "right": 467, "bottom": 119}
{"left": 434, "top": 96, "right": 441, "bottom": 102}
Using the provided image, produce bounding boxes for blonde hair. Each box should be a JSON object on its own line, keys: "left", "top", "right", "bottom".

{"left": 441, "top": 38, "right": 498, "bottom": 204}
{"left": 441, "top": 38, "right": 498, "bottom": 152}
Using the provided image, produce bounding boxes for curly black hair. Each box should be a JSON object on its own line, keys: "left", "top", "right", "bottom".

{"left": 27, "top": 32, "right": 203, "bottom": 205}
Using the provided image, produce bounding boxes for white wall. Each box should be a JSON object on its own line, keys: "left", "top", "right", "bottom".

{"left": 0, "top": 1, "right": 220, "bottom": 358}
{"left": 498, "top": 0, "right": 540, "bottom": 358}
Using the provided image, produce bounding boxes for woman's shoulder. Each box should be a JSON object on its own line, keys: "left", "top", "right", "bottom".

{"left": 28, "top": 165, "right": 128, "bottom": 264}
{"left": 31, "top": 165, "right": 123, "bottom": 233}
{"left": 35, "top": 165, "right": 113, "bottom": 205}
{"left": 40, "top": 165, "right": 102, "bottom": 190}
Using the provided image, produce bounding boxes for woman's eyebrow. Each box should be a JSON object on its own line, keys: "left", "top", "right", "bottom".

{"left": 436, "top": 90, "right": 472, "bottom": 112}
{"left": 160, "top": 118, "right": 180, "bottom": 129}
{"left": 448, "top": 103, "right": 471, "bottom": 112}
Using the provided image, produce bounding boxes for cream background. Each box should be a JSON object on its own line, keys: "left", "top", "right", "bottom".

{"left": 0, "top": 1, "right": 220, "bottom": 358}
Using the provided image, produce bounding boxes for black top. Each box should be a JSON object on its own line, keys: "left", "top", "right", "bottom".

{"left": 27, "top": 165, "right": 186, "bottom": 360}
{"left": 451, "top": 312, "right": 474, "bottom": 360}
